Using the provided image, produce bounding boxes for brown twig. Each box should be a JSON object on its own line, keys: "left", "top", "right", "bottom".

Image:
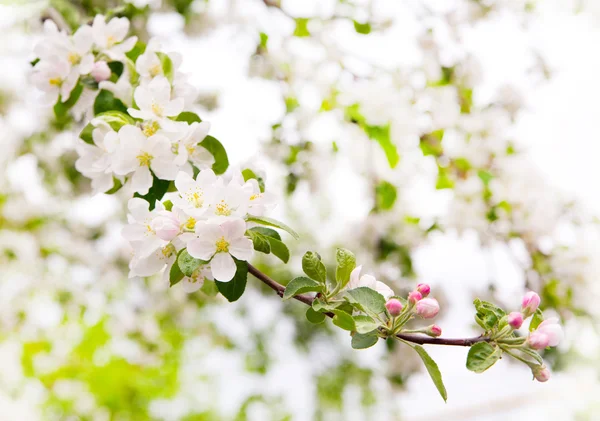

{"left": 247, "top": 263, "right": 490, "bottom": 347}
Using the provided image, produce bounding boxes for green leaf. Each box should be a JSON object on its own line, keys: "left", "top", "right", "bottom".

{"left": 94, "top": 90, "right": 128, "bottom": 115}
{"left": 199, "top": 135, "right": 229, "bottom": 175}
{"left": 125, "top": 40, "right": 147, "bottom": 62}
{"left": 215, "top": 259, "right": 248, "bottom": 302}
{"left": 478, "top": 170, "right": 494, "bottom": 186}
{"left": 529, "top": 308, "right": 544, "bottom": 332}
{"left": 301, "top": 251, "right": 327, "bottom": 284}
{"left": 332, "top": 310, "right": 356, "bottom": 331}
{"left": 473, "top": 299, "right": 506, "bottom": 330}
{"left": 156, "top": 52, "right": 174, "bottom": 83}
{"left": 249, "top": 227, "right": 281, "bottom": 241}
{"left": 134, "top": 174, "right": 171, "bottom": 209}
{"left": 176, "top": 111, "right": 202, "bottom": 124}
{"left": 436, "top": 166, "right": 454, "bottom": 190}
{"left": 94, "top": 110, "right": 135, "bottom": 131}
{"left": 200, "top": 279, "right": 219, "bottom": 297}
{"left": 169, "top": 261, "right": 185, "bottom": 287}
{"left": 248, "top": 227, "right": 288, "bottom": 263}
{"left": 105, "top": 177, "right": 123, "bottom": 194}
{"left": 107, "top": 61, "right": 124, "bottom": 78}
{"left": 412, "top": 345, "right": 447, "bottom": 402}
{"left": 306, "top": 307, "right": 325, "bottom": 324}
{"left": 246, "top": 215, "right": 299, "bottom": 239}
{"left": 466, "top": 342, "right": 502, "bottom": 373}
{"left": 283, "top": 277, "right": 323, "bottom": 300}
{"left": 177, "top": 248, "right": 205, "bottom": 277}
{"left": 54, "top": 82, "right": 83, "bottom": 118}
{"left": 335, "top": 248, "right": 356, "bottom": 289}
{"left": 259, "top": 32, "right": 269, "bottom": 49}
{"left": 353, "top": 315, "right": 379, "bottom": 334}
{"left": 345, "top": 287, "right": 386, "bottom": 315}
{"left": 242, "top": 168, "right": 265, "bottom": 192}
{"left": 364, "top": 124, "right": 399, "bottom": 168}
{"left": 351, "top": 332, "right": 379, "bottom": 349}
{"left": 246, "top": 230, "right": 271, "bottom": 254}
{"left": 375, "top": 181, "right": 397, "bottom": 211}
{"left": 80, "top": 123, "right": 94, "bottom": 144}
{"left": 353, "top": 20, "right": 372, "bottom": 34}
{"left": 293, "top": 18, "right": 310, "bottom": 37}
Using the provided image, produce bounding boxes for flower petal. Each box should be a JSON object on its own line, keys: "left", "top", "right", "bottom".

{"left": 229, "top": 237, "right": 253, "bottom": 261}
{"left": 187, "top": 238, "right": 216, "bottom": 261}
{"left": 210, "top": 252, "right": 236, "bottom": 282}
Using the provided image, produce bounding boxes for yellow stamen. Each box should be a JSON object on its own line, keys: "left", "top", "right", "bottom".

{"left": 68, "top": 52, "right": 81, "bottom": 65}
{"left": 185, "top": 217, "right": 196, "bottom": 230}
{"left": 250, "top": 193, "right": 262, "bottom": 201}
{"left": 215, "top": 237, "right": 229, "bottom": 253}
{"left": 149, "top": 64, "right": 162, "bottom": 77}
{"left": 49, "top": 77, "right": 62, "bottom": 86}
{"left": 106, "top": 35, "right": 116, "bottom": 48}
{"left": 186, "top": 144, "right": 196, "bottom": 155}
{"left": 142, "top": 121, "right": 160, "bottom": 137}
{"left": 215, "top": 200, "right": 232, "bottom": 216}
{"left": 137, "top": 152, "right": 153, "bottom": 167}
{"left": 161, "top": 243, "right": 176, "bottom": 258}
{"left": 151, "top": 101, "right": 164, "bottom": 117}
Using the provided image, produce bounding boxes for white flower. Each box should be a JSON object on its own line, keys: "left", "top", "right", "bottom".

{"left": 129, "top": 242, "right": 177, "bottom": 277}
{"left": 30, "top": 59, "right": 78, "bottom": 105}
{"left": 75, "top": 123, "right": 119, "bottom": 193}
{"left": 180, "top": 264, "right": 213, "bottom": 293}
{"left": 172, "top": 170, "right": 217, "bottom": 219}
{"left": 187, "top": 219, "right": 253, "bottom": 282}
{"left": 243, "top": 177, "right": 276, "bottom": 216}
{"left": 112, "top": 125, "right": 179, "bottom": 195}
{"left": 135, "top": 38, "right": 165, "bottom": 80}
{"left": 99, "top": 70, "right": 133, "bottom": 106}
{"left": 175, "top": 122, "right": 214, "bottom": 169}
{"left": 206, "top": 177, "right": 251, "bottom": 223}
{"left": 151, "top": 210, "right": 181, "bottom": 241}
{"left": 92, "top": 15, "right": 137, "bottom": 60}
{"left": 122, "top": 198, "right": 168, "bottom": 258}
{"left": 34, "top": 21, "right": 94, "bottom": 76}
{"left": 345, "top": 265, "right": 394, "bottom": 299}
{"left": 128, "top": 76, "right": 183, "bottom": 122}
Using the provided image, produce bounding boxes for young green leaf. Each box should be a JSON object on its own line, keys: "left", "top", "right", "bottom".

{"left": 79, "top": 122, "right": 94, "bottom": 144}
{"left": 249, "top": 227, "right": 281, "bottom": 241}
{"left": 246, "top": 230, "right": 271, "bottom": 254}
{"left": 242, "top": 168, "right": 265, "bottom": 192}
{"left": 353, "top": 20, "right": 372, "bottom": 35}
{"left": 94, "top": 110, "right": 135, "bottom": 131}
{"left": 301, "top": 251, "right": 327, "bottom": 284}
{"left": 169, "top": 260, "right": 185, "bottom": 286}
{"left": 176, "top": 111, "right": 202, "bottom": 124}
{"left": 332, "top": 310, "right": 356, "bottom": 331}
{"left": 177, "top": 248, "right": 205, "bottom": 277}
{"left": 283, "top": 276, "right": 323, "bottom": 300}
{"left": 364, "top": 124, "right": 399, "bottom": 168}
{"left": 93, "top": 90, "right": 128, "bottom": 115}
{"left": 199, "top": 135, "right": 229, "bottom": 175}
{"left": 412, "top": 345, "right": 448, "bottom": 402}
{"left": 293, "top": 18, "right": 310, "bottom": 37}
{"left": 375, "top": 181, "right": 397, "bottom": 211}
{"left": 215, "top": 259, "right": 248, "bottom": 302}
{"left": 156, "top": 52, "right": 174, "bottom": 83}
{"left": 335, "top": 248, "right": 356, "bottom": 289}
{"left": 529, "top": 308, "right": 544, "bottom": 332}
{"left": 466, "top": 342, "right": 502, "bottom": 373}
{"left": 351, "top": 332, "right": 379, "bottom": 349}
{"left": 345, "top": 287, "right": 386, "bottom": 315}
{"left": 248, "top": 227, "right": 289, "bottom": 263}
{"left": 246, "top": 215, "right": 299, "bottom": 240}
{"left": 306, "top": 307, "right": 326, "bottom": 324}
{"left": 353, "top": 315, "right": 379, "bottom": 334}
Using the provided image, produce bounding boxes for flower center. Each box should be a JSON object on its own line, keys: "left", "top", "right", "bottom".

{"left": 187, "top": 191, "right": 203, "bottom": 208}
{"left": 250, "top": 193, "right": 262, "bottom": 201}
{"left": 161, "top": 243, "right": 176, "bottom": 259}
{"left": 186, "top": 144, "right": 196, "bottom": 155}
{"left": 49, "top": 77, "right": 62, "bottom": 86}
{"left": 151, "top": 101, "right": 164, "bottom": 117}
{"left": 142, "top": 121, "right": 160, "bottom": 137}
{"left": 215, "top": 200, "right": 232, "bottom": 216}
{"left": 68, "top": 52, "right": 81, "bottom": 65}
{"left": 215, "top": 237, "right": 229, "bottom": 253}
{"left": 137, "top": 152, "right": 153, "bottom": 167}
{"left": 184, "top": 217, "right": 196, "bottom": 230}
{"left": 149, "top": 64, "right": 162, "bottom": 77}
{"left": 106, "top": 35, "right": 116, "bottom": 48}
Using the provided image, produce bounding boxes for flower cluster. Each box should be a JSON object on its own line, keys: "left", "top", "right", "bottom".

{"left": 384, "top": 283, "right": 442, "bottom": 336}
{"left": 124, "top": 169, "right": 275, "bottom": 286}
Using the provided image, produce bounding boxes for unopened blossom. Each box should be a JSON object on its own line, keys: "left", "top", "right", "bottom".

{"left": 122, "top": 198, "right": 168, "bottom": 259}
{"left": 408, "top": 290, "right": 422, "bottom": 304}
{"left": 175, "top": 122, "right": 214, "bottom": 169}
{"left": 91, "top": 61, "right": 111, "bottom": 82}
{"left": 345, "top": 265, "right": 394, "bottom": 300}
{"left": 151, "top": 210, "right": 180, "bottom": 241}
{"left": 187, "top": 219, "right": 253, "bottom": 282}
{"left": 508, "top": 311, "right": 524, "bottom": 329}
{"left": 75, "top": 123, "right": 119, "bottom": 194}
{"left": 111, "top": 125, "right": 179, "bottom": 195}
{"left": 31, "top": 59, "right": 78, "bottom": 105}
{"left": 385, "top": 298, "right": 403, "bottom": 316}
{"left": 528, "top": 318, "right": 563, "bottom": 350}
{"left": 521, "top": 291, "right": 541, "bottom": 317}
{"left": 128, "top": 76, "right": 184, "bottom": 122}
{"left": 429, "top": 325, "right": 442, "bottom": 337}
{"left": 532, "top": 365, "right": 551, "bottom": 383}
{"left": 417, "top": 283, "right": 430, "bottom": 297}
{"left": 91, "top": 15, "right": 137, "bottom": 59}
{"left": 416, "top": 298, "right": 440, "bottom": 319}
{"left": 173, "top": 170, "right": 217, "bottom": 219}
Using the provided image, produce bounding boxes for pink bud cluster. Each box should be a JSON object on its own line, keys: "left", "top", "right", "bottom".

{"left": 385, "top": 283, "right": 440, "bottom": 321}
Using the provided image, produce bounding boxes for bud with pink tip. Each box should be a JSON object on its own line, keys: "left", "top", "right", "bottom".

{"left": 532, "top": 365, "right": 550, "bottom": 382}
{"left": 416, "top": 298, "right": 440, "bottom": 319}
{"left": 427, "top": 324, "right": 442, "bottom": 337}
{"left": 385, "top": 298, "right": 404, "bottom": 317}
{"left": 408, "top": 291, "right": 422, "bottom": 304}
{"left": 527, "top": 330, "right": 550, "bottom": 350}
{"left": 534, "top": 318, "right": 563, "bottom": 347}
{"left": 507, "top": 311, "right": 524, "bottom": 329}
{"left": 91, "top": 61, "right": 111, "bottom": 82}
{"left": 521, "top": 291, "right": 541, "bottom": 317}
{"left": 416, "top": 283, "right": 430, "bottom": 297}
{"left": 151, "top": 211, "right": 180, "bottom": 241}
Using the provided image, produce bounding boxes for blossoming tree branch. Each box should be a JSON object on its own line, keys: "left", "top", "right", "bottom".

{"left": 31, "top": 13, "right": 563, "bottom": 401}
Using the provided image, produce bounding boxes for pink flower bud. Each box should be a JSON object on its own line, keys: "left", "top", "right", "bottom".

{"left": 417, "top": 283, "right": 430, "bottom": 297}
{"left": 416, "top": 298, "right": 439, "bottom": 319}
{"left": 521, "top": 291, "right": 541, "bottom": 317}
{"left": 535, "top": 318, "right": 563, "bottom": 347}
{"left": 532, "top": 365, "right": 551, "bottom": 382}
{"left": 91, "top": 61, "right": 111, "bottom": 82}
{"left": 385, "top": 298, "right": 403, "bottom": 317}
{"left": 151, "top": 212, "right": 180, "bottom": 241}
{"left": 508, "top": 311, "right": 524, "bottom": 329}
{"left": 429, "top": 324, "right": 442, "bottom": 337}
{"left": 408, "top": 291, "right": 422, "bottom": 304}
{"left": 527, "top": 330, "right": 550, "bottom": 350}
